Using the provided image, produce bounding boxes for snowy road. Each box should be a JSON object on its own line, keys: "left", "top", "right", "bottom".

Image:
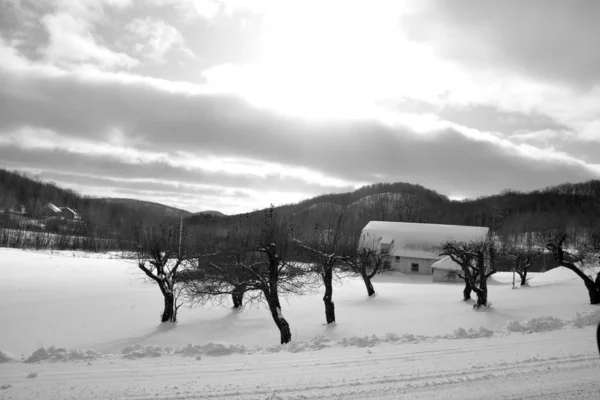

{"left": 1, "top": 327, "right": 599, "bottom": 400}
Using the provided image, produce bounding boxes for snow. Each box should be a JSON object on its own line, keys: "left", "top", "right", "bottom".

{"left": 360, "top": 221, "right": 489, "bottom": 259}
{"left": 431, "top": 255, "right": 462, "bottom": 271}
{"left": 1, "top": 248, "right": 599, "bottom": 399}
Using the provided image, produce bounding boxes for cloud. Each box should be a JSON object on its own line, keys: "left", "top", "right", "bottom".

{"left": 41, "top": 12, "right": 138, "bottom": 69}
{"left": 1, "top": 9, "right": 599, "bottom": 215}
{"left": 148, "top": 0, "right": 221, "bottom": 21}
{"left": 126, "top": 17, "right": 195, "bottom": 63}
{"left": 148, "top": 0, "right": 270, "bottom": 21}
{"left": 402, "top": 0, "right": 600, "bottom": 89}
{"left": 508, "top": 129, "right": 574, "bottom": 145}
{"left": 0, "top": 47, "right": 598, "bottom": 214}
{"left": 0, "top": 126, "right": 361, "bottom": 213}
{"left": 53, "top": 0, "right": 134, "bottom": 21}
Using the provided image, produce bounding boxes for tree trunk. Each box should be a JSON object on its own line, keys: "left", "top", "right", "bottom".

{"left": 323, "top": 269, "right": 335, "bottom": 324}
{"left": 266, "top": 290, "right": 292, "bottom": 344}
{"left": 361, "top": 272, "right": 375, "bottom": 296}
{"left": 476, "top": 252, "right": 488, "bottom": 308}
{"left": 231, "top": 290, "right": 244, "bottom": 308}
{"left": 161, "top": 291, "right": 175, "bottom": 322}
{"left": 562, "top": 264, "right": 600, "bottom": 304}
{"left": 596, "top": 323, "right": 600, "bottom": 356}
{"left": 583, "top": 280, "right": 600, "bottom": 304}
{"left": 462, "top": 278, "right": 472, "bottom": 300}
{"left": 473, "top": 287, "right": 487, "bottom": 308}
{"left": 519, "top": 270, "right": 528, "bottom": 286}
{"left": 231, "top": 284, "right": 245, "bottom": 308}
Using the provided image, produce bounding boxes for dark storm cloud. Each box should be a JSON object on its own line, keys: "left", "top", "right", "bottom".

{"left": 1, "top": 1, "right": 596, "bottom": 214}
{"left": 382, "top": 99, "right": 570, "bottom": 138}
{"left": 438, "top": 106, "right": 570, "bottom": 137}
{"left": 0, "top": 63, "right": 598, "bottom": 205}
{"left": 402, "top": 0, "right": 600, "bottom": 88}
{"left": 0, "top": 144, "right": 354, "bottom": 197}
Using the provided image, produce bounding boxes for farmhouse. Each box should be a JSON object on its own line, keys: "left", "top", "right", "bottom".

{"left": 358, "top": 221, "right": 489, "bottom": 275}
{"left": 40, "top": 202, "right": 82, "bottom": 220}
{"left": 59, "top": 207, "right": 82, "bottom": 220}
{"left": 40, "top": 202, "right": 62, "bottom": 218}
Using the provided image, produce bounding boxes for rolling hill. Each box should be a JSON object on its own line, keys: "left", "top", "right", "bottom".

{"left": 2, "top": 167, "right": 599, "bottom": 243}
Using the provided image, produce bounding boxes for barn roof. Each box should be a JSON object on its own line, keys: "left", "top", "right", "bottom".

{"left": 46, "top": 203, "right": 61, "bottom": 213}
{"left": 431, "top": 256, "right": 462, "bottom": 271}
{"left": 358, "top": 221, "right": 489, "bottom": 260}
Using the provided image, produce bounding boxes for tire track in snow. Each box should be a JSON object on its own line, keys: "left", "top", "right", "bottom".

{"left": 1, "top": 328, "right": 598, "bottom": 400}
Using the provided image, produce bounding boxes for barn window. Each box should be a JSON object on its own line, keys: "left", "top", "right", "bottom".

{"left": 411, "top": 263, "right": 419, "bottom": 273}
{"left": 447, "top": 271, "right": 457, "bottom": 279}
{"left": 395, "top": 256, "right": 400, "bottom": 262}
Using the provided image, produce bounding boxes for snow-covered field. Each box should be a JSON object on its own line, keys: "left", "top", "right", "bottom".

{"left": 1, "top": 248, "right": 599, "bottom": 399}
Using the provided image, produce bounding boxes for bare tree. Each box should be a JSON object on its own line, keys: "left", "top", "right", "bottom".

{"left": 503, "top": 245, "right": 542, "bottom": 287}
{"left": 340, "top": 233, "right": 383, "bottom": 297}
{"left": 597, "top": 323, "right": 600, "bottom": 355}
{"left": 546, "top": 234, "right": 600, "bottom": 304}
{"left": 440, "top": 241, "right": 497, "bottom": 308}
{"left": 393, "top": 193, "right": 423, "bottom": 222}
{"left": 137, "top": 225, "right": 187, "bottom": 323}
{"left": 295, "top": 209, "right": 346, "bottom": 324}
{"left": 184, "top": 207, "right": 309, "bottom": 344}
{"left": 180, "top": 252, "right": 260, "bottom": 309}
{"left": 180, "top": 223, "right": 257, "bottom": 309}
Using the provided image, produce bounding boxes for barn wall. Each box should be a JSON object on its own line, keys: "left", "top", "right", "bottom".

{"left": 388, "top": 256, "right": 437, "bottom": 275}
{"left": 432, "top": 268, "right": 460, "bottom": 283}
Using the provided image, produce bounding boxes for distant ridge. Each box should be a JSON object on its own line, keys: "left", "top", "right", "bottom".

{"left": 194, "top": 210, "right": 227, "bottom": 217}
{"left": 99, "top": 198, "right": 192, "bottom": 218}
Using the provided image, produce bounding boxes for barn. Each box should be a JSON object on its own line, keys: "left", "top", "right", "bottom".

{"left": 40, "top": 202, "right": 62, "bottom": 218}
{"left": 431, "top": 256, "right": 462, "bottom": 282}
{"left": 358, "top": 221, "right": 489, "bottom": 275}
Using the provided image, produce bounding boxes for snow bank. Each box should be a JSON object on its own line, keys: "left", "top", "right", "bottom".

{"left": 505, "top": 309, "right": 600, "bottom": 333}
{"left": 571, "top": 309, "right": 600, "bottom": 327}
{"left": 122, "top": 344, "right": 163, "bottom": 359}
{"left": 119, "top": 343, "right": 254, "bottom": 359}
{"left": 531, "top": 267, "right": 580, "bottom": 284}
{"left": 14, "top": 309, "right": 600, "bottom": 363}
{"left": 505, "top": 316, "right": 566, "bottom": 333}
{"left": 442, "top": 326, "right": 495, "bottom": 339}
{"left": 24, "top": 346, "right": 99, "bottom": 363}
{"left": 267, "top": 329, "right": 496, "bottom": 354}
{"left": 174, "top": 343, "right": 250, "bottom": 357}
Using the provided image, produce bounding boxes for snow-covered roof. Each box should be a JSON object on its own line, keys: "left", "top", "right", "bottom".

{"left": 46, "top": 203, "right": 61, "bottom": 213}
{"left": 61, "top": 207, "right": 79, "bottom": 216}
{"left": 431, "top": 256, "right": 462, "bottom": 271}
{"left": 379, "top": 236, "right": 394, "bottom": 245}
{"left": 359, "top": 221, "right": 489, "bottom": 260}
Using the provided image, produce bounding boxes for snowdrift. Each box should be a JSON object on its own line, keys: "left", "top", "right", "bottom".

{"left": 1, "top": 248, "right": 599, "bottom": 364}
{"left": 4, "top": 309, "right": 599, "bottom": 364}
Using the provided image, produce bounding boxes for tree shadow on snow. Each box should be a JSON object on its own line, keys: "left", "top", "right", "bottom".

{"left": 88, "top": 322, "right": 177, "bottom": 354}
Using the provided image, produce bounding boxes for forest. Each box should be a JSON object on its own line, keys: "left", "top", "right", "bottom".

{"left": 2, "top": 168, "right": 600, "bottom": 251}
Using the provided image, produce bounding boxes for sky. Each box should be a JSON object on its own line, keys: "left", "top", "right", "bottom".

{"left": 1, "top": 0, "right": 599, "bottom": 214}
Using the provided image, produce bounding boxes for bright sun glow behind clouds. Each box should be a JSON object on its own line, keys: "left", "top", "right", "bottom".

{"left": 203, "top": 0, "right": 454, "bottom": 119}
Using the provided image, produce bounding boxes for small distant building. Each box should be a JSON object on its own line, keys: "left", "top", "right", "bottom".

{"left": 431, "top": 256, "right": 462, "bottom": 283}
{"left": 358, "top": 221, "right": 489, "bottom": 275}
{"left": 60, "top": 207, "right": 81, "bottom": 220}
{"left": 9, "top": 205, "right": 27, "bottom": 215}
{"left": 40, "top": 202, "right": 63, "bottom": 218}
{"left": 40, "top": 203, "right": 81, "bottom": 221}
